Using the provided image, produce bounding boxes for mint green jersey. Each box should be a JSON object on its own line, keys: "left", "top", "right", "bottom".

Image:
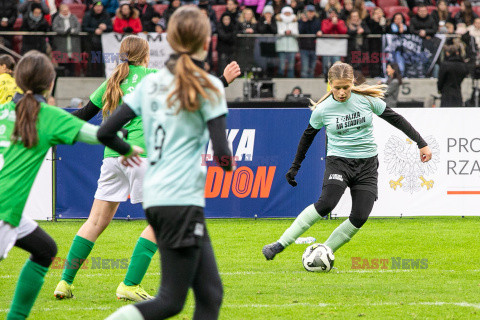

{"left": 310, "top": 92, "right": 386, "bottom": 158}
{"left": 123, "top": 68, "right": 228, "bottom": 209}
{"left": 0, "top": 101, "right": 85, "bottom": 227}
{"left": 90, "top": 65, "right": 158, "bottom": 158}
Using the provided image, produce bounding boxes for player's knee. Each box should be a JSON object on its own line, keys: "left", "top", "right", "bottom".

{"left": 199, "top": 283, "right": 223, "bottom": 311}
{"left": 349, "top": 216, "right": 368, "bottom": 229}
{"left": 314, "top": 199, "right": 336, "bottom": 217}
{"left": 155, "top": 294, "right": 185, "bottom": 317}
{"left": 32, "top": 235, "right": 58, "bottom": 268}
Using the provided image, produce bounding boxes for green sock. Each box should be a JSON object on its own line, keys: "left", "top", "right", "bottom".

{"left": 7, "top": 259, "right": 48, "bottom": 320}
{"left": 324, "top": 218, "right": 359, "bottom": 253}
{"left": 123, "top": 237, "right": 157, "bottom": 286}
{"left": 278, "top": 204, "right": 322, "bottom": 248}
{"left": 105, "top": 305, "right": 145, "bottom": 320}
{"left": 61, "top": 235, "right": 94, "bottom": 285}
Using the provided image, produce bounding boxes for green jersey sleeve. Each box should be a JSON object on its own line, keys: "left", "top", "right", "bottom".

{"left": 41, "top": 105, "right": 86, "bottom": 145}
{"left": 200, "top": 77, "right": 228, "bottom": 122}
{"left": 89, "top": 80, "right": 108, "bottom": 108}
{"left": 367, "top": 96, "right": 387, "bottom": 115}
{"left": 309, "top": 106, "right": 324, "bottom": 130}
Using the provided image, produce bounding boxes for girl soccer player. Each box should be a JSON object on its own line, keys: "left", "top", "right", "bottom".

{"left": 0, "top": 51, "right": 140, "bottom": 320}
{"left": 54, "top": 35, "right": 240, "bottom": 302}
{"left": 263, "top": 62, "right": 432, "bottom": 261}
{"left": 99, "top": 6, "right": 234, "bottom": 320}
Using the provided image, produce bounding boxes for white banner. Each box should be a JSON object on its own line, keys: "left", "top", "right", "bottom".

{"left": 101, "top": 33, "right": 173, "bottom": 78}
{"left": 315, "top": 38, "right": 348, "bottom": 57}
{"left": 333, "top": 108, "right": 480, "bottom": 217}
{"left": 23, "top": 149, "right": 53, "bottom": 220}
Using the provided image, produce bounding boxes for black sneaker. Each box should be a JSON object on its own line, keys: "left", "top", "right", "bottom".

{"left": 262, "top": 242, "right": 285, "bottom": 260}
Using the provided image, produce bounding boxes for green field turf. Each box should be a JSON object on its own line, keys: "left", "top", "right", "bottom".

{"left": 0, "top": 217, "right": 479, "bottom": 319}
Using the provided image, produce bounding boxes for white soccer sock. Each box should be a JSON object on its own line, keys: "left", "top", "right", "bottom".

{"left": 105, "top": 305, "right": 145, "bottom": 320}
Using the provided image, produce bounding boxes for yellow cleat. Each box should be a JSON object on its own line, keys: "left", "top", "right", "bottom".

{"left": 116, "top": 282, "right": 154, "bottom": 302}
{"left": 54, "top": 280, "right": 74, "bottom": 299}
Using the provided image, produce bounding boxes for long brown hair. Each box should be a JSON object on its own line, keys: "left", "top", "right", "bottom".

{"left": 12, "top": 51, "right": 56, "bottom": 148}
{"left": 0, "top": 54, "right": 15, "bottom": 75}
{"left": 166, "top": 6, "right": 220, "bottom": 113}
{"left": 102, "top": 35, "right": 149, "bottom": 119}
{"left": 311, "top": 62, "right": 386, "bottom": 109}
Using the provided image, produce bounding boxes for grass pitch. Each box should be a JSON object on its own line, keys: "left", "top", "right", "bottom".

{"left": 0, "top": 217, "right": 479, "bottom": 319}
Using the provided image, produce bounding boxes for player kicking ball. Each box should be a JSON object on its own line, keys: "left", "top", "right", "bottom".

{"left": 263, "top": 62, "right": 432, "bottom": 262}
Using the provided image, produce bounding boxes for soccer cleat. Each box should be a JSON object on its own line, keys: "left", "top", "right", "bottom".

{"left": 54, "top": 280, "right": 74, "bottom": 299}
{"left": 262, "top": 241, "right": 285, "bottom": 260}
{"left": 116, "top": 282, "right": 154, "bottom": 302}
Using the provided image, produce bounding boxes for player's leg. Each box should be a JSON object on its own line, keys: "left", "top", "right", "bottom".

{"left": 56, "top": 199, "right": 119, "bottom": 292}
{"left": 117, "top": 225, "right": 157, "bottom": 301}
{"left": 117, "top": 158, "right": 156, "bottom": 301}
{"left": 7, "top": 220, "right": 57, "bottom": 320}
{"left": 191, "top": 231, "right": 223, "bottom": 320}
{"left": 263, "top": 183, "right": 346, "bottom": 260}
{"left": 323, "top": 189, "right": 376, "bottom": 253}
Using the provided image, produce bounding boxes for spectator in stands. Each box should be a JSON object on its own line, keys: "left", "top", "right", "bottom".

{"left": 225, "top": 0, "right": 241, "bottom": 25}
{"left": 290, "top": 0, "right": 305, "bottom": 16}
{"left": 387, "top": 12, "right": 409, "bottom": 34}
{"left": 0, "top": 0, "right": 18, "bottom": 51}
{"left": 366, "top": 7, "right": 385, "bottom": 77}
{"left": 454, "top": 0, "right": 478, "bottom": 26}
{"left": 236, "top": 8, "right": 257, "bottom": 71}
{"left": 82, "top": 1, "right": 113, "bottom": 76}
{"left": 438, "top": 44, "right": 470, "bottom": 107}
{"left": 102, "top": 0, "right": 119, "bottom": 17}
{"left": 135, "top": 0, "right": 161, "bottom": 32}
{"left": 410, "top": 4, "right": 438, "bottom": 39}
{"left": 164, "top": 0, "right": 180, "bottom": 26}
{"left": 19, "top": 0, "right": 50, "bottom": 17}
{"left": 113, "top": 1, "right": 142, "bottom": 33}
{"left": 321, "top": 8, "right": 347, "bottom": 76}
{"left": 325, "top": 0, "right": 342, "bottom": 16}
{"left": 276, "top": 6, "right": 299, "bottom": 78}
{"left": 339, "top": 0, "right": 353, "bottom": 21}
{"left": 299, "top": 5, "right": 322, "bottom": 78}
{"left": 272, "top": 0, "right": 287, "bottom": 15}
{"left": 346, "top": 10, "right": 370, "bottom": 69}
{"left": 353, "top": 0, "right": 368, "bottom": 20}
{"left": 154, "top": 18, "right": 166, "bottom": 33}
{"left": 20, "top": 3, "right": 50, "bottom": 54}
{"left": 257, "top": 4, "right": 277, "bottom": 33}
{"left": 454, "top": 22, "right": 477, "bottom": 65}
{"left": 378, "top": 62, "right": 402, "bottom": 108}
{"left": 199, "top": 0, "right": 218, "bottom": 24}
{"left": 467, "top": 17, "right": 480, "bottom": 50}
{"left": 52, "top": 4, "right": 81, "bottom": 76}
{"left": 217, "top": 13, "right": 236, "bottom": 76}
{"left": 432, "top": 0, "right": 452, "bottom": 33}
{"left": 237, "top": 7, "right": 257, "bottom": 33}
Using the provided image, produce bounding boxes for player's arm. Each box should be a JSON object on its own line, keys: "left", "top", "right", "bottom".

{"left": 97, "top": 103, "right": 136, "bottom": 155}
{"left": 286, "top": 124, "right": 321, "bottom": 187}
{"left": 207, "top": 115, "right": 234, "bottom": 171}
{"left": 219, "top": 61, "right": 241, "bottom": 87}
{"left": 71, "top": 100, "right": 101, "bottom": 121}
{"left": 378, "top": 107, "right": 432, "bottom": 162}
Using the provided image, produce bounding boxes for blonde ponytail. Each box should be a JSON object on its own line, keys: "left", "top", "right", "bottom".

{"left": 102, "top": 62, "right": 130, "bottom": 118}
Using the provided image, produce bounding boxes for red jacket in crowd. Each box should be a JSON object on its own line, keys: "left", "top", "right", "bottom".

{"left": 113, "top": 8, "right": 143, "bottom": 34}
{"left": 321, "top": 18, "right": 347, "bottom": 34}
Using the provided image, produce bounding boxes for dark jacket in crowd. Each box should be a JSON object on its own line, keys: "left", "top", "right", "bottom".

{"left": 81, "top": 8, "right": 113, "bottom": 48}
{"left": 298, "top": 17, "right": 321, "bottom": 51}
{"left": 409, "top": 14, "right": 438, "bottom": 37}
{"left": 135, "top": 2, "right": 160, "bottom": 32}
{"left": 217, "top": 13, "right": 236, "bottom": 55}
{"left": 0, "top": 0, "right": 18, "bottom": 30}
{"left": 256, "top": 16, "right": 278, "bottom": 34}
{"left": 225, "top": 8, "right": 241, "bottom": 26}
{"left": 384, "top": 78, "right": 400, "bottom": 108}
{"left": 102, "top": 0, "right": 119, "bottom": 17}
{"left": 431, "top": 10, "right": 453, "bottom": 26}
{"left": 453, "top": 11, "right": 479, "bottom": 27}
{"left": 20, "top": 11, "right": 50, "bottom": 54}
{"left": 437, "top": 55, "right": 470, "bottom": 107}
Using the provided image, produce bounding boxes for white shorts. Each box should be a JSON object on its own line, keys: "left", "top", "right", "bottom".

{"left": 94, "top": 157, "right": 147, "bottom": 204}
{"left": 0, "top": 216, "right": 38, "bottom": 261}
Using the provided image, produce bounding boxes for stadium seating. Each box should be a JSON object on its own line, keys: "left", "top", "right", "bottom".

{"left": 153, "top": 4, "right": 168, "bottom": 16}
{"left": 412, "top": 6, "right": 437, "bottom": 15}
{"left": 383, "top": 6, "right": 410, "bottom": 22}
{"left": 473, "top": 6, "right": 480, "bottom": 17}
{"left": 377, "top": 0, "right": 400, "bottom": 11}
{"left": 212, "top": 5, "right": 227, "bottom": 22}
{"left": 448, "top": 6, "right": 461, "bottom": 18}
{"left": 67, "top": 4, "right": 87, "bottom": 20}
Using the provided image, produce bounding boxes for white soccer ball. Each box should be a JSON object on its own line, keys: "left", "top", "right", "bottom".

{"left": 302, "top": 243, "right": 335, "bottom": 272}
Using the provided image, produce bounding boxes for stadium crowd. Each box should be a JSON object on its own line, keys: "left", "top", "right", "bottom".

{"left": 0, "top": 0, "right": 479, "bottom": 79}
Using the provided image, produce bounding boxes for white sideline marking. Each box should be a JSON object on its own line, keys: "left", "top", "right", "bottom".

{"left": 1, "top": 301, "right": 480, "bottom": 313}
{"left": 1, "top": 269, "right": 479, "bottom": 279}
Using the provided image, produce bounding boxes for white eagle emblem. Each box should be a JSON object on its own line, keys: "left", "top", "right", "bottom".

{"left": 384, "top": 135, "right": 440, "bottom": 193}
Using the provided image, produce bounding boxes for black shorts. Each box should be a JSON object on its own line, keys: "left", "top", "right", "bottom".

{"left": 145, "top": 206, "right": 206, "bottom": 249}
{"left": 322, "top": 155, "right": 379, "bottom": 198}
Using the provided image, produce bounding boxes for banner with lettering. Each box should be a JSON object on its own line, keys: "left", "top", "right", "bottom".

{"left": 55, "top": 108, "right": 326, "bottom": 219}
{"left": 382, "top": 34, "right": 445, "bottom": 78}
{"left": 101, "top": 33, "right": 173, "bottom": 78}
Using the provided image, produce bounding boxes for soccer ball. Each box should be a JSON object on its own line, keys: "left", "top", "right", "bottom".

{"left": 302, "top": 243, "right": 335, "bottom": 272}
